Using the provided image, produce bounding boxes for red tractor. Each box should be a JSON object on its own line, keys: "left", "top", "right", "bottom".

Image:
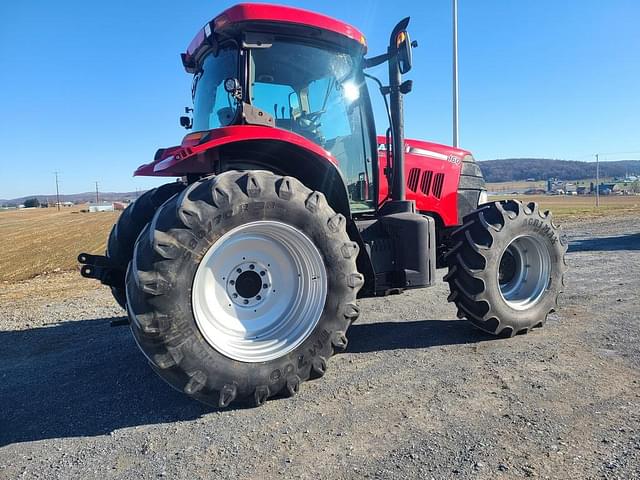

{"left": 79, "top": 4, "right": 566, "bottom": 407}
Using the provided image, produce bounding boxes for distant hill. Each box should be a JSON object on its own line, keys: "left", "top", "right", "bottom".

{"left": 0, "top": 191, "right": 143, "bottom": 206}
{"left": 478, "top": 158, "right": 640, "bottom": 183}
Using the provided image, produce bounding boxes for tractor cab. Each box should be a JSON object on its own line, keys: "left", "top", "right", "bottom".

{"left": 182, "top": 4, "right": 378, "bottom": 211}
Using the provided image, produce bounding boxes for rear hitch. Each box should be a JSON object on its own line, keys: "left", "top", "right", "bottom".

{"left": 77, "top": 253, "right": 125, "bottom": 289}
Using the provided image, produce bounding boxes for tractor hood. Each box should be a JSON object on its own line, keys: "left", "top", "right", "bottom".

{"left": 376, "top": 136, "right": 477, "bottom": 226}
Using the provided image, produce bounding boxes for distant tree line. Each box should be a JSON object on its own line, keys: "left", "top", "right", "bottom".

{"left": 478, "top": 159, "right": 640, "bottom": 182}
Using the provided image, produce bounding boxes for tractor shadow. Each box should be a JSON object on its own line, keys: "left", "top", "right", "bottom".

{"left": 0, "top": 317, "right": 211, "bottom": 447}
{"left": 348, "top": 319, "right": 495, "bottom": 353}
{"left": 568, "top": 232, "right": 640, "bottom": 252}
{"left": 0, "top": 316, "right": 492, "bottom": 446}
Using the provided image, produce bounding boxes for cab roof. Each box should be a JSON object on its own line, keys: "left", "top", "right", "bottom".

{"left": 182, "top": 3, "right": 367, "bottom": 72}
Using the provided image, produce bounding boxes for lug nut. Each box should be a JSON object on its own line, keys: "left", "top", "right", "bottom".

{"left": 232, "top": 293, "right": 238, "bottom": 298}
{"left": 249, "top": 264, "right": 255, "bottom": 270}
{"left": 256, "top": 295, "right": 261, "bottom": 300}
{"left": 230, "top": 280, "right": 235, "bottom": 285}
{"left": 243, "top": 299, "right": 249, "bottom": 305}
{"left": 263, "top": 284, "right": 268, "bottom": 289}
{"left": 236, "top": 268, "right": 242, "bottom": 273}
{"left": 260, "top": 271, "right": 266, "bottom": 276}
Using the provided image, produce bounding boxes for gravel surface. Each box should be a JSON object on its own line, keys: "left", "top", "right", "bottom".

{"left": 1, "top": 215, "right": 639, "bottom": 479}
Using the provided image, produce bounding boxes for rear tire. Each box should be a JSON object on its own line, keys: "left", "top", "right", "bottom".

{"left": 106, "top": 182, "right": 185, "bottom": 308}
{"left": 444, "top": 200, "right": 567, "bottom": 336}
{"left": 126, "top": 170, "right": 362, "bottom": 407}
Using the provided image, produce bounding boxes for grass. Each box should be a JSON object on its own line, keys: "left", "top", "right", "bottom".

{"left": 0, "top": 206, "right": 119, "bottom": 282}
{"left": 488, "top": 194, "right": 640, "bottom": 220}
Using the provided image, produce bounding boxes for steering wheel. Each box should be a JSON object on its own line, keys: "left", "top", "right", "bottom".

{"left": 294, "top": 110, "right": 325, "bottom": 144}
{"left": 296, "top": 110, "right": 324, "bottom": 131}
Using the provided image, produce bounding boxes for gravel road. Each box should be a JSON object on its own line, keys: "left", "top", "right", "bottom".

{"left": 1, "top": 215, "right": 639, "bottom": 479}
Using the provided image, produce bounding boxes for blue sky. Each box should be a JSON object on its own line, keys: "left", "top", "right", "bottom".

{"left": 1, "top": 0, "right": 639, "bottom": 198}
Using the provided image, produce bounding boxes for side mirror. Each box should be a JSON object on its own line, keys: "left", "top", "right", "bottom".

{"left": 396, "top": 30, "right": 413, "bottom": 74}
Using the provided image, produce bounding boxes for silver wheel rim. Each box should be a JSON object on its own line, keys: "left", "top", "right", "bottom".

{"left": 192, "top": 220, "right": 327, "bottom": 363}
{"left": 498, "top": 235, "right": 551, "bottom": 310}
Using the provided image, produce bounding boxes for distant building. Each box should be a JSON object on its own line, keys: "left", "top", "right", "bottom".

{"left": 547, "top": 178, "right": 577, "bottom": 195}
{"left": 596, "top": 183, "right": 617, "bottom": 195}
{"left": 616, "top": 182, "right": 640, "bottom": 195}
{"left": 89, "top": 202, "right": 115, "bottom": 212}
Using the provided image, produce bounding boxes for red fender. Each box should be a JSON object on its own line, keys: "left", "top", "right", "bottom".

{"left": 134, "top": 126, "right": 338, "bottom": 177}
{"left": 134, "top": 126, "right": 353, "bottom": 217}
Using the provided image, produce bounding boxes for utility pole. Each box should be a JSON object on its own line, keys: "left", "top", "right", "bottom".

{"left": 595, "top": 154, "right": 600, "bottom": 207}
{"left": 95, "top": 181, "right": 100, "bottom": 204}
{"left": 54, "top": 171, "right": 61, "bottom": 211}
{"left": 452, "top": 0, "right": 459, "bottom": 147}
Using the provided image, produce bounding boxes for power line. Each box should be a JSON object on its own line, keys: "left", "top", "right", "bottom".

{"left": 563, "top": 150, "right": 640, "bottom": 162}
{"left": 54, "top": 171, "right": 61, "bottom": 211}
{"left": 596, "top": 150, "right": 640, "bottom": 158}
{"left": 594, "top": 152, "right": 640, "bottom": 161}
{"left": 595, "top": 154, "right": 600, "bottom": 208}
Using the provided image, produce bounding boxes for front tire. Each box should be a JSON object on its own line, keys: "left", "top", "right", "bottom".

{"left": 444, "top": 200, "right": 567, "bottom": 336}
{"left": 126, "top": 170, "right": 363, "bottom": 407}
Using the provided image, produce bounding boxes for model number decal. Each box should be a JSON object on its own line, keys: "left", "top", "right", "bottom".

{"left": 447, "top": 155, "right": 461, "bottom": 165}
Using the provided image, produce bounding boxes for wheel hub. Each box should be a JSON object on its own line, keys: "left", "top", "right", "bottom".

{"left": 191, "top": 220, "right": 327, "bottom": 363}
{"left": 498, "top": 235, "right": 551, "bottom": 310}
{"left": 226, "top": 262, "right": 271, "bottom": 307}
{"left": 498, "top": 249, "right": 517, "bottom": 284}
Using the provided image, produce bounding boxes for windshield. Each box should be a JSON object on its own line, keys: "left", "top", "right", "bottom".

{"left": 192, "top": 46, "right": 239, "bottom": 131}
{"left": 250, "top": 41, "right": 374, "bottom": 211}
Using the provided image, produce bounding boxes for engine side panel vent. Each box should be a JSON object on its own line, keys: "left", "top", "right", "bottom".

{"left": 432, "top": 173, "right": 445, "bottom": 198}
{"left": 420, "top": 170, "right": 433, "bottom": 195}
{"left": 407, "top": 168, "right": 421, "bottom": 192}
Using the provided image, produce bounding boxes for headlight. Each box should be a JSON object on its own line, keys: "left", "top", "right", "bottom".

{"left": 478, "top": 190, "right": 488, "bottom": 206}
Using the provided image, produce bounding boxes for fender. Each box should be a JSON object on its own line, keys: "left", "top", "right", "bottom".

{"left": 135, "top": 125, "right": 337, "bottom": 175}
{"left": 134, "top": 125, "right": 351, "bottom": 217}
